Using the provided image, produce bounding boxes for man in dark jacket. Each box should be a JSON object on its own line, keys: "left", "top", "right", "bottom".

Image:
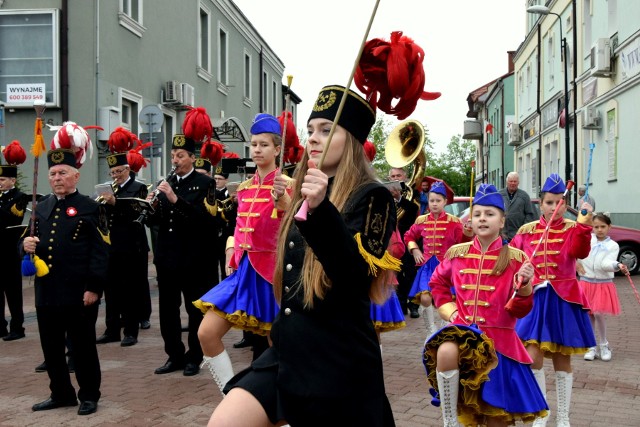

{"left": 499, "top": 171, "right": 536, "bottom": 241}
{"left": 23, "top": 148, "right": 109, "bottom": 416}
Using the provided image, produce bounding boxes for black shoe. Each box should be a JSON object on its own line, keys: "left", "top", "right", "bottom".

{"left": 409, "top": 307, "right": 420, "bottom": 318}
{"left": 154, "top": 359, "right": 185, "bottom": 375}
{"left": 233, "top": 338, "right": 252, "bottom": 349}
{"left": 77, "top": 400, "right": 98, "bottom": 415}
{"left": 121, "top": 336, "right": 138, "bottom": 347}
{"left": 35, "top": 361, "right": 47, "bottom": 373}
{"left": 140, "top": 320, "right": 151, "bottom": 330}
{"left": 32, "top": 397, "right": 78, "bottom": 411}
{"left": 183, "top": 362, "right": 200, "bottom": 376}
{"left": 2, "top": 331, "right": 25, "bottom": 341}
{"left": 96, "top": 334, "right": 120, "bottom": 344}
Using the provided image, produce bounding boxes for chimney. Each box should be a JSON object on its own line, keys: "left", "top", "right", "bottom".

{"left": 507, "top": 51, "right": 516, "bottom": 73}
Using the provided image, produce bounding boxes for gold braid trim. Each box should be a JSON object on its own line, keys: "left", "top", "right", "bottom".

{"left": 99, "top": 229, "right": 111, "bottom": 245}
{"left": 236, "top": 177, "right": 254, "bottom": 192}
{"left": 444, "top": 242, "right": 472, "bottom": 260}
{"left": 415, "top": 214, "right": 428, "bottom": 225}
{"left": 11, "top": 204, "right": 25, "bottom": 217}
{"left": 438, "top": 302, "right": 457, "bottom": 321}
{"left": 446, "top": 213, "right": 461, "bottom": 223}
{"left": 204, "top": 198, "right": 218, "bottom": 216}
{"left": 354, "top": 232, "right": 402, "bottom": 277}
{"left": 508, "top": 247, "right": 526, "bottom": 263}
{"left": 517, "top": 221, "right": 539, "bottom": 234}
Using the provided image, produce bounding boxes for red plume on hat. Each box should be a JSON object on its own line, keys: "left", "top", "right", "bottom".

{"left": 183, "top": 106, "right": 213, "bottom": 143}
{"left": 49, "top": 121, "right": 102, "bottom": 168}
{"left": 127, "top": 140, "right": 152, "bottom": 173}
{"left": 363, "top": 140, "right": 376, "bottom": 162}
{"left": 222, "top": 150, "right": 240, "bottom": 159}
{"left": 200, "top": 139, "right": 224, "bottom": 166}
{"left": 108, "top": 127, "right": 139, "bottom": 153}
{"left": 2, "top": 140, "right": 27, "bottom": 165}
{"left": 284, "top": 145, "right": 304, "bottom": 164}
{"left": 277, "top": 111, "right": 299, "bottom": 149}
{"left": 355, "top": 31, "right": 441, "bottom": 120}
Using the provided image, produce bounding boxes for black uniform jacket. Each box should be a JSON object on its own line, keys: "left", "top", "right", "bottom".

{"left": 270, "top": 182, "right": 397, "bottom": 399}
{"left": 147, "top": 170, "right": 216, "bottom": 267}
{"left": 0, "top": 187, "right": 27, "bottom": 257}
{"left": 105, "top": 175, "right": 149, "bottom": 254}
{"left": 29, "top": 191, "right": 109, "bottom": 307}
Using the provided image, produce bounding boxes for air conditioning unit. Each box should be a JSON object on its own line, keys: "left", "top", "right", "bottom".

{"left": 507, "top": 122, "right": 521, "bottom": 146}
{"left": 590, "top": 38, "right": 611, "bottom": 77}
{"left": 164, "top": 80, "right": 183, "bottom": 103}
{"left": 182, "top": 83, "right": 195, "bottom": 107}
{"left": 462, "top": 119, "right": 482, "bottom": 140}
{"left": 582, "top": 107, "right": 601, "bottom": 129}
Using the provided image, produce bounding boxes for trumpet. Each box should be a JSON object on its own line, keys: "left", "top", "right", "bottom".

{"left": 134, "top": 166, "right": 177, "bottom": 224}
{"left": 96, "top": 179, "right": 118, "bottom": 204}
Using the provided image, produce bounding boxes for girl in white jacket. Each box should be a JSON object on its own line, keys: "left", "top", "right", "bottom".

{"left": 577, "top": 213, "right": 629, "bottom": 361}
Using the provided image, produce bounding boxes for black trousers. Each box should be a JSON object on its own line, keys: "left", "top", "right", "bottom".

{"left": 396, "top": 252, "right": 418, "bottom": 312}
{"left": 104, "top": 251, "right": 149, "bottom": 338}
{"left": 0, "top": 256, "right": 24, "bottom": 334}
{"left": 155, "top": 263, "right": 210, "bottom": 364}
{"left": 36, "top": 303, "right": 101, "bottom": 402}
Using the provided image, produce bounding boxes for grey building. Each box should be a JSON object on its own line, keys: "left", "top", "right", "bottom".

{"left": 0, "top": 0, "right": 298, "bottom": 193}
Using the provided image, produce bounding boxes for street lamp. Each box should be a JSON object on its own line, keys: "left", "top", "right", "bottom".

{"left": 527, "top": 5, "right": 571, "bottom": 183}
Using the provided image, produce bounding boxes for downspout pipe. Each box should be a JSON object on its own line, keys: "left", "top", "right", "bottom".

{"left": 572, "top": 0, "right": 578, "bottom": 207}
{"left": 61, "top": 0, "right": 68, "bottom": 121}
{"left": 536, "top": 24, "right": 542, "bottom": 192}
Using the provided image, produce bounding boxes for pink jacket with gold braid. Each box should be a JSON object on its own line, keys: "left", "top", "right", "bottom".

{"left": 404, "top": 212, "right": 470, "bottom": 263}
{"left": 228, "top": 169, "right": 293, "bottom": 283}
{"left": 430, "top": 237, "right": 533, "bottom": 363}
{"left": 510, "top": 216, "right": 591, "bottom": 307}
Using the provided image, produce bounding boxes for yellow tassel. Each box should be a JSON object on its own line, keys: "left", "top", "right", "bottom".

{"left": 99, "top": 229, "right": 111, "bottom": 245}
{"left": 270, "top": 207, "right": 278, "bottom": 219}
{"left": 444, "top": 242, "right": 472, "bottom": 260}
{"left": 10, "top": 204, "right": 25, "bottom": 217}
{"left": 204, "top": 198, "right": 218, "bottom": 216}
{"left": 33, "top": 255, "right": 50, "bottom": 277}
{"left": 31, "top": 118, "right": 46, "bottom": 157}
{"left": 354, "top": 233, "right": 402, "bottom": 277}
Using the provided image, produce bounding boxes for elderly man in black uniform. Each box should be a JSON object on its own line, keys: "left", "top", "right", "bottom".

{"left": 23, "top": 148, "right": 108, "bottom": 416}
{"left": 95, "top": 142, "right": 150, "bottom": 347}
{"left": 0, "top": 144, "right": 28, "bottom": 341}
{"left": 146, "top": 134, "right": 217, "bottom": 376}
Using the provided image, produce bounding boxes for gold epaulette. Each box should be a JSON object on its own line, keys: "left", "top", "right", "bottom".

{"left": 562, "top": 218, "right": 577, "bottom": 230}
{"left": 444, "top": 242, "right": 473, "bottom": 260}
{"left": 415, "top": 214, "right": 428, "bottom": 225}
{"left": 446, "top": 213, "right": 461, "bottom": 223}
{"left": 354, "top": 232, "right": 402, "bottom": 277}
{"left": 508, "top": 247, "right": 527, "bottom": 263}
{"left": 516, "top": 220, "right": 540, "bottom": 235}
{"left": 236, "top": 177, "right": 254, "bottom": 192}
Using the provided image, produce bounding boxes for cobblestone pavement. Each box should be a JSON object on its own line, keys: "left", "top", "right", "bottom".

{"left": 1, "top": 268, "right": 638, "bottom": 426}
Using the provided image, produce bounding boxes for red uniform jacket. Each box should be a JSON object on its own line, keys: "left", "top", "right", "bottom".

{"left": 404, "top": 212, "right": 468, "bottom": 264}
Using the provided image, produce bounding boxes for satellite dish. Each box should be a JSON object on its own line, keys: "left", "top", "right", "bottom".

{"left": 139, "top": 105, "right": 164, "bottom": 133}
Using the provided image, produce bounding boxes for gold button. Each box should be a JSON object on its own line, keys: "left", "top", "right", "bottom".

{"left": 48, "top": 247, "right": 52, "bottom": 250}
{"left": 48, "top": 255, "right": 52, "bottom": 260}
{"left": 51, "top": 230, "right": 56, "bottom": 234}
{"left": 55, "top": 208, "right": 60, "bottom": 212}
{"left": 48, "top": 264, "right": 52, "bottom": 268}
{"left": 49, "top": 239, "right": 54, "bottom": 242}
{"left": 286, "top": 264, "right": 292, "bottom": 272}
{"left": 288, "top": 241, "right": 294, "bottom": 249}
{"left": 52, "top": 223, "right": 57, "bottom": 226}
{"left": 54, "top": 215, "right": 59, "bottom": 219}
{"left": 284, "top": 308, "right": 292, "bottom": 316}
{"left": 284, "top": 286, "right": 290, "bottom": 293}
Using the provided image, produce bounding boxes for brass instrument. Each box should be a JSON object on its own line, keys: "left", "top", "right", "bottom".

{"left": 134, "top": 166, "right": 177, "bottom": 224}
{"left": 96, "top": 179, "right": 118, "bottom": 204}
{"left": 384, "top": 119, "right": 426, "bottom": 220}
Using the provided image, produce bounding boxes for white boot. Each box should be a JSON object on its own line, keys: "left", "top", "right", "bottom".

{"left": 532, "top": 368, "right": 549, "bottom": 427}
{"left": 421, "top": 305, "right": 437, "bottom": 338}
{"left": 201, "top": 351, "right": 235, "bottom": 395}
{"left": 436, "top": 369, "right": 460, "bottom": 427}
{"left": 583, "top": 347, "right": 597, "bottom": 361}
{"left": 599, "top": 342, "right": 612, "bottom": 361}
{"left": 556, "top": 371, "right": 573, "bottom": 427}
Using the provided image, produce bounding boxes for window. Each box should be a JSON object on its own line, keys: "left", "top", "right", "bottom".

{"left": 547, "top": 34, "right": 555, "bottom": 88}
{"left": 244, "top": 51, "right": 252, "bottom": 104}
{"left": 0, "top": 10, "right": 60, "bottom": 108}
{"left": 119, "top": 88, "right": 142, "bottom": 135}
{"left": 272, "top": 79, "right": 277, "bottom": 114}
{"left": 218, "top": 26, "right": 228, "bottom": 86}
{"left": 119, "top": 0, "right": 145, "bottom": 37}
{"left": 198, "top": 5, "right": 211, "bottom": 81}
{"left": 262, "top": 71, "right": 268, "bottom": 112}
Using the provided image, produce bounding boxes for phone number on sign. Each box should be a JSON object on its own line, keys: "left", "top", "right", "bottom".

{"left": 8, "top": 94, "right": 45, "bottom": 101}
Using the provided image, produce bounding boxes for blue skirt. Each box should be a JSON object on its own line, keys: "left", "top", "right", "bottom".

{"left": 516, "top": 284, "right": 596, "bottom": 355}
{"left": 371, "top": 291, "right": 406, "bottom": 333}
{"left": 193, "top": 255, "right": 279, "bottom": 336}
{"left": 409, "top": 256, "right": 440, "bottom": 303}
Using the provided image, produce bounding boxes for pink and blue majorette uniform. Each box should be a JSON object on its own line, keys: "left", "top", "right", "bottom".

{"left": 423, "top": 184, "right": 548, "bottom": 425}
{"left": 405, "top": 182, "right": 469, "bottom": 304}
{"left": 194, "top": 168, "right": 293, "bottom": 336}
{"left": 371, "top": 228, "right": 406, "bottom": 333}
{"left": 510, "top": 174, "right": 596, "bottom": 355}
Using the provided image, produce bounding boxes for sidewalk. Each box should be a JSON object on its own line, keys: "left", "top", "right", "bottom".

{"left": 1, "top": 269, "right": 639, "bottom": 426}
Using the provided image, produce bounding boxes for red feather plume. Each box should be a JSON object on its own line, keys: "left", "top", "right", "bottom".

{"left": 108, "top": 127, "right": 138, "bottom": 153}
{"left": 183, "top": 106, "right": 213, "bottom": 143}
{"left": 355, "top": 31, "right": 441, "bottom": 120}
{"left": 3, "top": 140, "right": 27, "bottom": 165}
{"left": 277, "top": 111, "right": 300, "bottom": 149}
{"left": 127, "top": 141, "right": 152, "bottom": 173}
{"left": 284, "top": 144, "right": 304, "bottom": 164}
{"left": 222, "top": 151, "right": 240, "bottom": 159}
{"left": 363, "top": 140, "right": 376, "bottom": 162}
{"left": 200, "top": 140, "right": 224, "bottom": 166}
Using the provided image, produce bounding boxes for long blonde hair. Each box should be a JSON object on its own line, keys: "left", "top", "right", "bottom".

{"left": 273, "top": 132, "right": 390, "bottom": 307}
